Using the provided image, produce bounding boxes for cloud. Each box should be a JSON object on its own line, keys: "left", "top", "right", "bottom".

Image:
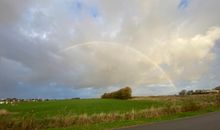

{"left": 147, "top": 27, "right": 220, "bottom": 81}
{"left": 0, "top": 0, "right": 31, "bottom": 24}
{"left": 0, "top": 0, "right": 220, "bottom": 98}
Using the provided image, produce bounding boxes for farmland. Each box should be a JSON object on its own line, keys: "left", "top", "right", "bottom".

{"left": 0, "top": 99, "right": 164, "bottom": 118}
{"left": 0, "top": 94, "right": 220, "bottom": 130}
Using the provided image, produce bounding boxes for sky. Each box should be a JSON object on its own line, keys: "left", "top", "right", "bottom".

{"left": 0, "top": 0, "right": 220, "bottom": 99}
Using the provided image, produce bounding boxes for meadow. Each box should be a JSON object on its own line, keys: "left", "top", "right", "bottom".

{"left": 0, "top": 99, "right": 164, "bottom": 118}
{"left": 0, "top": 94, "right": 220, "bottom": 130}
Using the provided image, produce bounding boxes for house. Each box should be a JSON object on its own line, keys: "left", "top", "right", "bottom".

{"left": 193, "top": 89, "right": 219, "bottom": 94}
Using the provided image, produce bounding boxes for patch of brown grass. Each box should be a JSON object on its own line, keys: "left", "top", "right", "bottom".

{"left": 0, "top": 109, "right": 10, "bottom": 116}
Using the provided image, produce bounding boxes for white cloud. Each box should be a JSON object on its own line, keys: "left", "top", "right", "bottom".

{"left": 146, "top": 27, "right": 220, "bottom": 82}
{"left": 0, "top": 0, "right": 220, "bottom": 98}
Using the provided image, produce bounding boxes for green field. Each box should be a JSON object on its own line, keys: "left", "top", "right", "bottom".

{"left": 0, "top": 99, "right": 164, "bottom": 119}
{"left": 0, "top": 95, "right": 220, "bottom": 130}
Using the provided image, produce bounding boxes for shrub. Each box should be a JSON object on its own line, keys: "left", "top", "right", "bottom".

{"left": 179, "top": 90, "right": 187, "bottom": 96}
{"left": 214, "top": 86, "right": 220, "bottom": 90}
{"left": 101, "top": 87, "right": 132, "bottom": 99}
{"left": 187, "top": 90, "right": 194, "bottom": 95}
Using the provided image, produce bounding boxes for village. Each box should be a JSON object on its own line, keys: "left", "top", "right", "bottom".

{"left": 179, "top": 89, "right": 220, "bottom": 96}
{"left": 0, "top": 98, "right": 50, "bottom": 105}
{"left": 0, "top": 97, "right": 81, "bottom": 105}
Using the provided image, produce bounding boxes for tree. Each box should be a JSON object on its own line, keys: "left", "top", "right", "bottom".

{"left": 101, "top": 86, "right": 132, "bottom": 99}
{"left": 179, "top": 89, "right": 187, "bottom": 96}
{"left": 214, "top": 86, "right": 220, "bottom": 90}
{"left": 187, "top": 90, "right": 194, "bottom": 95}
{"left": 119, "top": 87, "right": 132, "bottom": 99}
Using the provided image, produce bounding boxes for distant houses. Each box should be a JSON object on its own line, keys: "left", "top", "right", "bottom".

{"left": 0, "top": 98, "right": 48, "bottom": 105}
{"left": 0, "top": 97, "right": 81, "bottom": 105}
{"left": 179, "top": 89, "right": 220, "bottom": 96}
{"left": 194, "top": 89, "right": 219, "bottom": 94}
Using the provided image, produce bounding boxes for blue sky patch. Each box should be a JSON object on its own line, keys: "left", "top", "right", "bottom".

{"left": 178, "top": 0, "right": 189, "bottom": 9}
{"left": 90, "top": 7, "right": 99, "bottom": 18}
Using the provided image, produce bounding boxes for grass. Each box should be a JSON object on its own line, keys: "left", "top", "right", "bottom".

{"left": 0, "top": 99, "right": 164, "bottom": 119}
{"left": 0, "top": 94, "right": 220, "bottom": 130}
{"left": 48, "top": 106, "right": 220, "bottom": 130}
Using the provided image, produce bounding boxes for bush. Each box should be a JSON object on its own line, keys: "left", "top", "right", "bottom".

{"left": 179, "top": 90, "right": 187, "bottom": 96}
{"left": 101, "top": 87, "right": 132, "bottom": 99}
{"left": 214, "top": 86, "right": 220, "bottom": 90}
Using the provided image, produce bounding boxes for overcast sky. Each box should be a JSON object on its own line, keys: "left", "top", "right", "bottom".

{"left": 0, "top": 0, "right": 220, "bottom": 99}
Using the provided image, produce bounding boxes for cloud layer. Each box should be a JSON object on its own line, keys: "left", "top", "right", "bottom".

{"left": 0, "top": 0, "right": 220, "bottom": 98}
